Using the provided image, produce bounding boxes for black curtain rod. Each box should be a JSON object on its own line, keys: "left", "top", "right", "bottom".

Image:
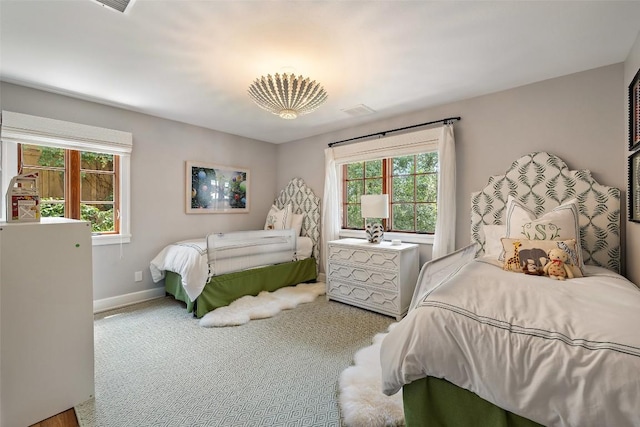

{"left": 327, "top": 116, "right": 461, "bottom": 147}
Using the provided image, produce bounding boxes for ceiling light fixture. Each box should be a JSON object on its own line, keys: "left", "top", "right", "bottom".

{"left": 248, "top": 73, "right": 328, "bottom": 120}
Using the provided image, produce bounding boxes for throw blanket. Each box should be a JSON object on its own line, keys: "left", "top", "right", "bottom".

{"left": 380, "top": 249, "right": 640, "bottom": 427}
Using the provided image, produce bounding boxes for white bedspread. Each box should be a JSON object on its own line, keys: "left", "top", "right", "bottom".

{"left": 149, "top": 239, "right": 209, "bottom": 301}
{"left": 380, "top": 249, "right": 640, "bottom": 427}
{"left": 149, "top": 235, "right": 313, "bottom": 302}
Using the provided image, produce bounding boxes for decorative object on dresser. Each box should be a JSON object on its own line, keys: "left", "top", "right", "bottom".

{"left": 630, "top": 149, "right": 640, "bottom": 223}
{"left": 327, "top": 238, "right": 419, "bottom": 320}
{"left": 360, "top": 194, "right": 389, "bottom": 243}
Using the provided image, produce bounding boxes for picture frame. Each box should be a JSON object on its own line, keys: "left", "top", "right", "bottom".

{"left": 630, "top": 67, "right": 640, "bottom": 151}
{"left": 186, "top": 161, "right": 249, "bottom": 214}
{"left": 629, "top": 150, "right": 640, "bottom": 223}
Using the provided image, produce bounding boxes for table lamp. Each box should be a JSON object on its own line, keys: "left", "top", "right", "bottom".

{"left": 361, "top": 194, "right": 389, "bottom": 243}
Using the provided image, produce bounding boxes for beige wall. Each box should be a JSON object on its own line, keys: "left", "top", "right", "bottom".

{"left": 625, "top": 31, "right": 640, "bottom": 285}
{"left": 277, "top": 64, "right": 628, "bottom": 276}
{"left": 1, "top": 82, "right": 280, "bottom": 301}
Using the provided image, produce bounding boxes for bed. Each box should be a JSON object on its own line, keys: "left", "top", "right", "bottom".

{"left": 379, "top": 152, "right": 640, "bottom": 427}
{"left": 150, "top": 177, "right": 321, "bottom": 318}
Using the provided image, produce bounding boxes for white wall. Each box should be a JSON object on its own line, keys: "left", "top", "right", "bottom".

{"left": 277, "top": 64, "right": 628, "bottom": 277}
{"left": 625, "top": 31, "right": 640, "bottom": 285}
{"left": 1, "top": 82, "right": 280, "bottom": 304}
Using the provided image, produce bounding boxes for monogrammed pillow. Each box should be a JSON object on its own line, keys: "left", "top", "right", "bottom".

{"left": 501, "top": 196, "right": 584, "bottom": 270}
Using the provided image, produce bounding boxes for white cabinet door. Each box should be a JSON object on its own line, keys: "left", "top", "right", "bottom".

{"left": 1, "top": 218, "right": 94, "bottom": 427}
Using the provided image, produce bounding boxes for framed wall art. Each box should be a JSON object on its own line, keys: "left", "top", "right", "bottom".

{"left": 186, "top": 161, "right": 249, "bottom": 214}
{"left": 630, "top": 67, "right": 640, "bottom": 151}
{"left": 629, "top": 150, "right": 640, "bottom": 223}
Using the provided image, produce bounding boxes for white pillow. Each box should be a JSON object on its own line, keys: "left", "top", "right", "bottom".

{"left": 502, "top": 195, "right": 584, "bottom": 270}
{"left": 483, "top": 224, "right": 506, "bottom": 258}
{"left": 264, "top": 204, "right": 292, "bottom": 230}
{"left": 290, "top": 213, "right": 304, "bottom": 236}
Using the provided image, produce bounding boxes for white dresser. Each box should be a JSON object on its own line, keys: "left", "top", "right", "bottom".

{"left": 327, "top": 238, "right": 419, "bottom": 320}
{"left": 0, "top": 218, "right": 95, "bottom": 427}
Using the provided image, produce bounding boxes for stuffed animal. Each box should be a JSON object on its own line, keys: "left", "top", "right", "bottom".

{"left": 523, "top": 258, "right": 543, "bottom": 275}
{"left": 543, "top": 247, "right": 575, "bottom": 280}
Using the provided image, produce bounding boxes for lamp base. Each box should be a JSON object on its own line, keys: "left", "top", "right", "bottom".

{"left": 365, "top": 223, "right": 384, "bottom": 243}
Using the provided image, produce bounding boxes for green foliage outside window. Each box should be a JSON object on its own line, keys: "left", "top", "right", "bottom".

{"left": 39, "top": 200, "right": 114, "bottom": 233}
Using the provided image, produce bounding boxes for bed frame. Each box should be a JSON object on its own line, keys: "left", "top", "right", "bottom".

{"left": 165, "top": 177, "right": 321, "bottom": 318}
{"left": 403, "top": 151, "right": 621, "bottom": 426}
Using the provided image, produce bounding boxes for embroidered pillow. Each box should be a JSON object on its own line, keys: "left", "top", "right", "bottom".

{"left": 264, "top": 204, "right": 292, "bottom": 230}
{"left": 502, "top": 196, "right": 584, "bottom": 270}
{"left": 501, "top": 237, "right": 583, "bottom": 277}
{"left": 483, "top": 224, "right": 506, "bottom": 258}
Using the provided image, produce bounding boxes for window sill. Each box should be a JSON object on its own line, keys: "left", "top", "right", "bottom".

{"left": 92, "top": 233, "right": 131, "bottom": 246}
{"left": 338, "top": 229, "right": 434, "bottom": 245}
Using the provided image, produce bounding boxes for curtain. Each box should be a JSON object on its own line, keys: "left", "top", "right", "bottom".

{"left": 322, "top": 148, "right": 340, "bottom": 274}
{"left": 431, "top": 124, "right": 456, "bottom": 259}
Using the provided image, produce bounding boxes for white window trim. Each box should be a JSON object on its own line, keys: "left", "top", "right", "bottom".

{"left": 0, "top": 111, "right": 132, "bottom": 245}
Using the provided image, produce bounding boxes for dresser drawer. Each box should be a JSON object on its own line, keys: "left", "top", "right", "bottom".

{"left": 327, "top": 280, "right": 400, "bottom": 314}
{"left": 328, "top": 245, "right": 400, "bottom": 270}
{"left": 327, "top": 262, "right": 398, "bottom": 290}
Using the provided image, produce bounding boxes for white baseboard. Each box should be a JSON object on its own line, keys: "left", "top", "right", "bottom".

{"left": 94, "top": 276, "right": 325, "bottom": 314}
{"left": 93, "top": 287, "right": 166, "bottom": 314}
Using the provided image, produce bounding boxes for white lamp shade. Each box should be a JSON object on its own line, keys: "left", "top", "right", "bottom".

{"left": 361, "top": 194, "right": 389, "bottom": 219}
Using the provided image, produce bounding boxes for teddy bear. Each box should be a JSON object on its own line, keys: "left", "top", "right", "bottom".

{"left": 542, "top": 247, "right": 575, "bottom": 280}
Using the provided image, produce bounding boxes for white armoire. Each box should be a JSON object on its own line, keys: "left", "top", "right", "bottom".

{"left": 0, "top": 217, "right": 94, "bottom": 427}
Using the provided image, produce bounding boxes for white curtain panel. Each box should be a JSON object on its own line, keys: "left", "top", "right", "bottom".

{"left": 323, "top": 126, "right": 457, "bottom": 267}
{"left": 322, "top": 147, "right": 340, "bottom": 274}
{"left": 431, "top": 124, "right": 456, "bottom": 259}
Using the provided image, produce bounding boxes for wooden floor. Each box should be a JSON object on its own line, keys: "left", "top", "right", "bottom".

{"left": 29, "top": 408, "right": 79, "bottom": 427}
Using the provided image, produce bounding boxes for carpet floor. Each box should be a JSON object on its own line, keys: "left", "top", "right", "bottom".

{"left": 75, "top": 295, "right": 395, "bottom": 427}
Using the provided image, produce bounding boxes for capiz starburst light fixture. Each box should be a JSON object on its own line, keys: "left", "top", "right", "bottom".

{"left": 248, "top": 73, "right": 328, "bottom": 119}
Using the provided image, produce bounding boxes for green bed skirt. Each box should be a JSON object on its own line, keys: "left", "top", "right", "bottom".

{"left": 164, "top": 257, "right": 318, "bottom": 318}
{"left": 403, "top": 377, "right": 543, "bottom": 427}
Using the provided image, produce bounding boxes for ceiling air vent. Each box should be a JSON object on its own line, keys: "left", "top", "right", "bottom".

{"left": 93, "top": 0, "right": 131, "bottom": 13}
{"left": 341, "top": 104, "right": 376, "bottom": 117}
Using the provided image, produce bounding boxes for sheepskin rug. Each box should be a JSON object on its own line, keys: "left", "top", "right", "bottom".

{"left": 199, "top": 282, "right": 326, "bottom": 327}
{"left": 339, "top": 324, "right": 404, "bottom": 427}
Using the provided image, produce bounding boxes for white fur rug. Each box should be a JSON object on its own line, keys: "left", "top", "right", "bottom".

{"left": 199, "top": 282, "right": 326, "bottom": 327}
{"left": 339, "top": 324, "right": 405, "bottom": 427}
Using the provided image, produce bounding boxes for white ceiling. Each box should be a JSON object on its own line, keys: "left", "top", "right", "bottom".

{"left": 1, "top": 1, "right": 640, "bottom": 144}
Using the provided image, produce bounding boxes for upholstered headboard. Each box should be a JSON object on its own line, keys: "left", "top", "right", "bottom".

{"left": 274, "top": 178, "right": 321, "bottom": 268}
{"left": 471, "top": 152, "right": 621, "bottom": 273}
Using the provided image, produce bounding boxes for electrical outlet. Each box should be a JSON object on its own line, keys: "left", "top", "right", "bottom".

{"left": 134, "top": 271, "right": 143, "bottom": 282}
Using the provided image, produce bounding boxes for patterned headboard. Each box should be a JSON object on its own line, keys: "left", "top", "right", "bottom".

{"left": 471, "top": 152, "right": 621, "bottom": 273}
{"left": 274, "top": 178, "right": 321, "bottom": 269}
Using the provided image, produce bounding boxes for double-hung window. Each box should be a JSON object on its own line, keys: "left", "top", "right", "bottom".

{"left": 1, "top": 111, "right": 132, "bottom": 245}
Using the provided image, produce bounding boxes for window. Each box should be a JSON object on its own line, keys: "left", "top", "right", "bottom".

{"left": 1, "top": 110, "right": 132, "bottom": 245}
{"left": 18, "top": 144, "right": 119, "bottom": 234}
{"left": 342, "top": 152, "right": 438, "bottom": 234}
